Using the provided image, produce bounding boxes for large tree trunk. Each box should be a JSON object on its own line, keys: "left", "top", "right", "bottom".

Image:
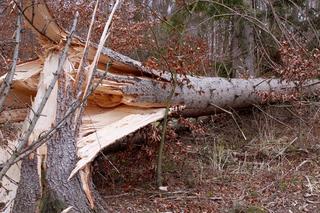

{"left": 91, "top": 71, "right": 320, "bottom": 117}
{"left": 231, "top": 2, "right": 256, "bottom": 78}
{"left": 45, "top": 86, "right": 92, "bottom": 213}
{"left": 1, "top": 0, "right": 320, "bottom": 212}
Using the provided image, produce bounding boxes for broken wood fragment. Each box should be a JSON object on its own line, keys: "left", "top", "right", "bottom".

{"left": 0, "top": 0, "right": 319, "bottom": 211}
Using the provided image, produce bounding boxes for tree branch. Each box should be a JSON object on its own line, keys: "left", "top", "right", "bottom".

{"left": 0, "top": 12, "right": 79, "bottom": 181}
{"left": 0, "top": 0, "right": 22, "bottom": 112}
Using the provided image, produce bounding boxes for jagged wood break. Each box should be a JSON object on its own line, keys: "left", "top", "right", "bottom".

{"left": 0, "top": 0, "right": 320, "bottom": 212}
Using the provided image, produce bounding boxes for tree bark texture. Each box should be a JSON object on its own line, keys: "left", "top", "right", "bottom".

{"left": 95, "top": 72, "right": 320, "bottom": 117}
{"left": 44, "top": 73, "right": 94, "bottom": 213}
{"left": 12, "top": 156, "right": 41, "bottom": 213}
{"left": 231, "top": 15, "right": 256, "bottom": 77}
{"left": 2, "top": 1, "right": 320, "bottom": 211}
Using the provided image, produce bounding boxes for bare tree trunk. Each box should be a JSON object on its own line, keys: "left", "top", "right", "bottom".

{"left": 3, "top": 1, "right": 320, "bottom": 211}
{"left": 45, "top": 119, "right": 92, "bottom": 212}
{"left": 231, "top": 14, "right": 256, "bottom": 77}
{"left": 43, "top": 67, "right": 100, "bottom": 213}
{"left": 94, "top": 71, "right": 320, "bottom": 117}
{"left": 12, "top": 156, "right": 41, "bottom": 213}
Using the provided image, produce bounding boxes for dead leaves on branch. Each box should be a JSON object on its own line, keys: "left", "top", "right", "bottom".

{"left": 277, "top": 41, "right": 320, "bottom": 85}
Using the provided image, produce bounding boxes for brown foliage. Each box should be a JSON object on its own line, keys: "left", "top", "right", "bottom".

{"left": 277, "top": 41, "right": 320, "bottom": 86}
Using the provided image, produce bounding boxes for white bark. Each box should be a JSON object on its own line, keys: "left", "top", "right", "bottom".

{"left": 92, "top": 71, "right": 319, "bottom": 116}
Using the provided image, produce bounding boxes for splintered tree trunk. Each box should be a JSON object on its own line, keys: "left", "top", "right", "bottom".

{"left": 43, "top": 72, "right": 96, "bottom": 212}
{"left": 45, "top": 118, "right": 91, "bottom": 213}
{"left": 2, "top": 0, "right": 320, "bottom": 211}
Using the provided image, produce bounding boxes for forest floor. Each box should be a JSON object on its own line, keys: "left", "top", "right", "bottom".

{"left": 93, "top": 104, "right": 320, "bottom": 213}
{"left": 1, "top": 104, "right": 320, "bottom": 212}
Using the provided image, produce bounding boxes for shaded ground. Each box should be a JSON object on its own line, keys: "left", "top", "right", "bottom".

{"left": 1, "top": 104, "right": 319, "bottom": 212}
{"left": 93, "top": 104, "right": 320, "bottom": 212}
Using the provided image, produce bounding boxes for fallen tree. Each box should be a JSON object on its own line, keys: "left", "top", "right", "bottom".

{"left": 0, "top": 0, "right": 319, "bottom": 212}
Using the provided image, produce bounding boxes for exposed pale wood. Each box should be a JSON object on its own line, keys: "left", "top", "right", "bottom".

{"left": 0, "top": 140, "right": 21, "bottom": 213}
{"left": 1, "top": 59, "right": 42, "bottom": 109}
{"left": 46, "top": 47, "right": 96, "bottom": 212}
{"left": 83, "top": 0, "right": 120, "bottom": 97}
{"left": 21, "top": 0, "right": 67, "bottom": 43}
{"left": 92, "top": 72, "right": 320, "bottom": 116}
{"left": 0, "top": 10, "right": 79, "bottom": 183}
{"left": 22, "top": 53, "right": 59, "bottom": 147}
{"left": 10, "top": 52, "right": 61, "bottom": 212}
{"left": 21, "top": 0, "right": 165, "bottom": 78}
{"left": 69, "top": 106, "right": 166, "bottom": 179}
{"left": 79, "top": 165, "right": 95, "bottom": 208}
{"left": 0, "top": 59, "right": 42, "bottom": 90}
{"left": 7, "top": 63, "right": 320, "bottom": 117}
{"left": 2, "top": 0, "right": 318, "bottom": 210}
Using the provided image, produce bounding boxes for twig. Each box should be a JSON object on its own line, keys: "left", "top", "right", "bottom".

{"left": 0, "top": 12, "right": 79, "bottom": 181}
{"left": 296, "top": 160, "right": 312, "bottom": 171}
{"left": 305, "top": 176, "right": 314, "bottom": 194}
{"left": 275, "top": 137, "right": 298, "bottom": 158}
{"left": 151, "top": 29, "right": 178, "bottom": 188}
{"left": 0, "top": 0, "right": 22, "bottom": 112}
{"left": 82, "top": 0, "right": 120, "bottom": 97}
{"left": 156, "top": 78, "right": 176, "bottom": 187}
{"left": 74, "top": 0, "right": 100, "bottom": 94}
{"left": 73, "top": 0, "right": 100, "bottom": 135}
{"left": 103, "top": 193, "right": 130, "bottom": 199}
{"left": 210, "top": 103, "right": 247, "bottom": 140}
{"left": 253, "top": 104, "right": 293, "bottom": 129}
{"left": 61, "top": 206, "right": 73, "bottom": 213}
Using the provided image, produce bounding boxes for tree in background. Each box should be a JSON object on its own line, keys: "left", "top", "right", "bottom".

{"left": 0, "top": 0, "right": 320, "bottom": 212}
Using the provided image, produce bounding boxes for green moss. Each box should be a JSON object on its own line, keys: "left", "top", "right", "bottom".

{"left": 162, "top": 158, "right": 178, "bottom": 173}
{"left": 278, "top": 179, "right": 288, "bottom": 192}
{"left": 246, "top": 206, "right": 266, "bottom": 213}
